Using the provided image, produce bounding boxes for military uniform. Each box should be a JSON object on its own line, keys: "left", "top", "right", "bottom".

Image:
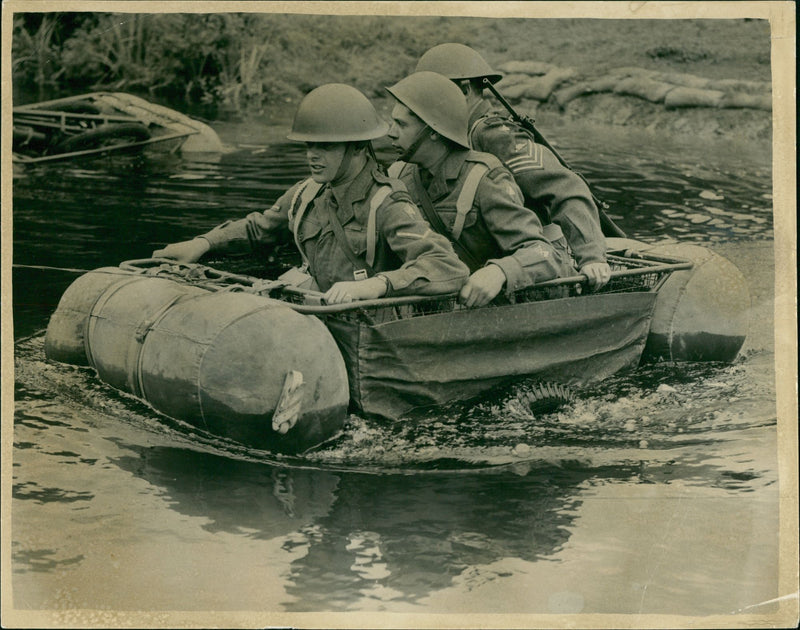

{"left": 467, "top": 99, "right": 607, "bottom": 269}
{"left": 390, "top": 148, "right": 576, "bottom": 295}
{"left": 200, "top": 160, "right": 469, "bottom": 295}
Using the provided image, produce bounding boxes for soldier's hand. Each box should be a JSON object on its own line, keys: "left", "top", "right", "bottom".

{"left": 152, "top": 238, "right": 210, "bottom": 263}
{"left": 324, "top": 277, "right": 387, "bottom": 305}
{"left": 581, "top": 261, "right": 612, "bottom": 290}
{"left": 459, "top": 264, "right": 506, "bottom": 308}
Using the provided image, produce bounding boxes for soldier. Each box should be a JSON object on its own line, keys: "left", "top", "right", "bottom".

{"left": 415, "top": 43, "right": 612, "bottom": 290}
{"left": 385, "top": 71, "right": 576, "bottom": 308}
{"left": 153, "top": 83, "right": 469, "bottom": 304}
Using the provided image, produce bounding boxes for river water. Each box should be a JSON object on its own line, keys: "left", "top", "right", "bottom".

{"left": 8, "top": 119, "right": 783, "bottom": 624}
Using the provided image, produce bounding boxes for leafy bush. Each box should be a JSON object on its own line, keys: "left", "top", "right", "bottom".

{"left": 13, "top": 12, "right": 767, "bottom": 115}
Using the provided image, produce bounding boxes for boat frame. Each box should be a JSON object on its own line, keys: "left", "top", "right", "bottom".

{"left": 118, "top": 249, "right": 692, "bottom": 315}
{"left": 13, "top": 92, "right": 213, "bottom": 164}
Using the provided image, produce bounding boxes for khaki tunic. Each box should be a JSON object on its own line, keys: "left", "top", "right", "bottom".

{"left": 200, "top": 161, "right": 469, "bottom": 295}
{"left": 391, "top": 149, "right": 576, "bottom": 295}
{"left": 468, "top": 99, "right": 606, "bottom": 268}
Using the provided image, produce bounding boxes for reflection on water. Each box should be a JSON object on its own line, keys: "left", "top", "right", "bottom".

{"left": 112, "top": 447, "right": 341, "bottom": 538}
{"left": 106, "top": 445, "right": 608, "bottom": 610}
{"left": 10, "top": 123, "right": 778, "bottom": 615}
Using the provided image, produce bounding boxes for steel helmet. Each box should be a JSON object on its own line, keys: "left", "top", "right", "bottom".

{"left": 286, "top": 84, "right": 389, "bottom": 142}
{"left": 415, "top": 43, "right": 502, "bottom": 84}
{"left": 385, "top": 71, "right": 470, "bottom": 148}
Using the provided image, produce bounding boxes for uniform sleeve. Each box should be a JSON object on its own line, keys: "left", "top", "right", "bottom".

{"left": 374, "top": 192, "right": 469, "bottom": 296}
{"left": 199, "top": 184, "right": 298, "bottom": 254}
{"left": 476, "top": 168, "right": 563, "bottom": 293}
{"left": 475, "top": 121, "right": 606, "bottom": 267}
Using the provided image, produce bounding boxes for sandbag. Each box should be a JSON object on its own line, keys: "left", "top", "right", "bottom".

{"left": 501, "top": 82, "right": 534, "bottom": 100}
{"left": 706, "top": 78, "right": 771, "bottom": 94}
{"left": 608, "top": 67, "right": 656, "bottom": 79}
{"left": 718, "top": 92, "right": 772, "bottom": 110}
{"left": 495, "top": 73, "right": 531, "bottom": 89}
{"left": 553, "top": 76, "right": 618, "bottom": 107}
{"left": 664, "top": 87, "right": 725, "bottom": 108}
{"left": 613, "top": 77, "right": 675, "bottom": 103}
{"left": 497, "top": 60, "right": 555, "bottom": 76}
{"left": 508, "top": 68, "right": 580, "bottom": 101}
{"left": 652, "top": 71, "right": 711, "bottom": 89}
{"left": 586, "top": 75, "right": 622, "bottom": 92}
{"left": 553, "top": 84, "right": 595, "bottom": 108}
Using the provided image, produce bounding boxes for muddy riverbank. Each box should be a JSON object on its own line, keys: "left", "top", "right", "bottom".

{"left": 216, "top": 16, "right": 774, "bottom": 149}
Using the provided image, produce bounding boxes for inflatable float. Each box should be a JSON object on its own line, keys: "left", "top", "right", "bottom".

{"left": 44, "top": 239, "right": 749, "bottom": 454}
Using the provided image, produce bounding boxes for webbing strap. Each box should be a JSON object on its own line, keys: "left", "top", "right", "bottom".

{"left": 288, "top": 178, "right": 311, "bottom": 223}
{"left": 387, "top": 161, "right": 405, "bottom": 178}
{"left": 84, "top": 275, "right": 142, "bottom": 370}
{"left": 290, "top": 179, "right": 324, "bottom": 268}
{"left": 410, "top": 167, "right": 483, "bottom": 271}
{"left": 453, "top": 163, "right": 488, "bottom": 240}
{"left": 366, "top": 186, "right": 391, "bottom": 267}
{"left": 133, "top": 293, "right": 188, "bottom": 399}
{"left": 467, "top": 117, "right": 485, "bottom": 147}
{"left": 320, "top": 193, "right": 376, "bottom": 278}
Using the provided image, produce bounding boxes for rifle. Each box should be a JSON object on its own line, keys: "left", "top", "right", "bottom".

{"left": 481, "top": 78, "right": 626, "bottom": 238}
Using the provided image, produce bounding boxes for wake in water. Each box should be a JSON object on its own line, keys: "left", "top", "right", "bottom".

{"left": 14, "top": 332, "right": 776, "bottom": 477}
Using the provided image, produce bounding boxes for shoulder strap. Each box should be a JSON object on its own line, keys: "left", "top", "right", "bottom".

{"left": 410, "top": 166, "right": 483, "bottom": 272}
{"left": 453, "top": 162, "right": 489, "bottom": 240}
{"left": 289, "top": 178, "right": 324, "bottom": 267}
{"left": 365, "top": 186, "right": 392, "bottom": 268}
{"left": 465, "top": 150, "right": 502, "bottom": 169}
{"left": 289, "top": 178, "right": 321, "bottom": 224}
{"left": 387, "top": 161, "right": 406, "bottom": 179}
{"left": 467, "top": 116, "right": 485, "bottom": 148}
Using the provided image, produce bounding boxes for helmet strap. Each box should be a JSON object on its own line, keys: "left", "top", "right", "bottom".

{"left": 366, "top": 142, "right": 379, "bottom": 166}
{"left": 398, "top": 125, "right": 431, "bottom": 163}
{"left": 331, "top": 143, "right": 359, "bottom": 185}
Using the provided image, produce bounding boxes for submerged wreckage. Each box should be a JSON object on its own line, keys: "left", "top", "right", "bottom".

{"left": 12, "top": 92, "right": 222, "bottom": 164}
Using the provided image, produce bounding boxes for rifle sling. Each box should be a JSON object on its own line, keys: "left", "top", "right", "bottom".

{"left": 483, "top": 79, "right": 626, "bottom": 238}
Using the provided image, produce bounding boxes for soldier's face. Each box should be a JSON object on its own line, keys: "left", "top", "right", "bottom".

{"left": 387, "top": 104, "right": 427, "bottom": 158}
{"left": 305, "top": 142, "right": 347, "bottom": 183}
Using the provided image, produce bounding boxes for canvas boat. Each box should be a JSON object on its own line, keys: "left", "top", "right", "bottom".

{"left": 43, "top": 238, "right": 749, "bottom": 454}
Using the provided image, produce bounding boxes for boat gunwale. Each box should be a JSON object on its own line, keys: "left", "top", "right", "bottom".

{"left": 118, "top": 254, "right": 693, "bottom": 316}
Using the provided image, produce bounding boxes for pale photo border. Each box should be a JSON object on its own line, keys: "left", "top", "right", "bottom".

{"left": 1, "top": 2, "right": 796, "bottom": 628}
